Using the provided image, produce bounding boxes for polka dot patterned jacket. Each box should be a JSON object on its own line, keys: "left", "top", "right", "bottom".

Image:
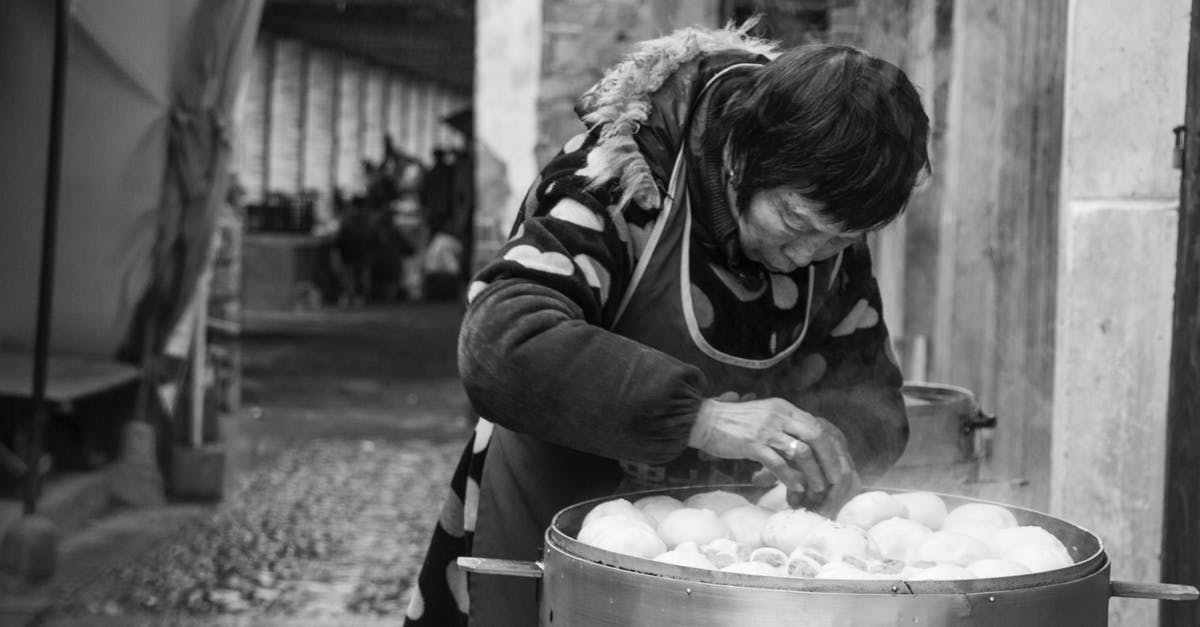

{"left": 404, "top": 25, "right": 908, "bottom": 627}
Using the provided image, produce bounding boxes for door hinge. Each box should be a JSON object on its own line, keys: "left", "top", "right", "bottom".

{"left": 1174, "top": 125, "right": 1187, "bottom": 169}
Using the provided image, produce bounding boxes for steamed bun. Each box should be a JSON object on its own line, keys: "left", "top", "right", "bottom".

{"left": 577, "top": 514, "right": 656, "bottom": 546}
{"left": 684, "top": 490, "right": 751, "bottom": 514}
{"left": 837, "top": 491, "right": 908, "bottom": 530}
{"left": 943, "top": 503, "right": 1018, "bottom": 531}
{"left": 583, "top": 499, "right": 652, "bottom": 529}
{"left": 892, "top": 492, "right": 948, "bottom": 530}
{"left": 634, "top": 495, "right": 685, "bottom": 525}
{"left": 761, "top": 508, "right": 828, "bottom": 553}
{"left": 1002, "top": 543, "right": 1074, "bottom": 573}
{"left": 587, "top": 524, "right": 667, "bottom": 559}
{"left": 868, "top": 517, "right": 933, "bottom": 562}
{"left": 987, "top": 526, "right": 1071, "bottom": 560}
{"left": 816, "top": 561, "right": 877, "bottom": 580}
{"left": 657, "top": 508, "right": 730, "bottom": 549}
{"left": 799, "top": 521, "right": 880, "bottom": 563}
{"left": 910, "top": 530, "right": 991, "bottom": 567}
{"left": 756, "top": 483, "right": 790, "bottom": 511}
{"left": 720, "top": 505, "right": 774, "bottom": 548}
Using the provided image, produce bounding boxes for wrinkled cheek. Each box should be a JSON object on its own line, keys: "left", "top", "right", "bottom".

{"left": 814, "top": 241, "right": 852, "bottom": 262}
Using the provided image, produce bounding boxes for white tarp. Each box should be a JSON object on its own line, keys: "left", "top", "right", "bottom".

{"left": 0, "top": 0, "right": 261, "bottom": 361}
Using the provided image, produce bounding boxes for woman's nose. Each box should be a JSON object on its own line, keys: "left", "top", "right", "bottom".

{"left": 783, "top": 244, "right": 815, "bottom": 268}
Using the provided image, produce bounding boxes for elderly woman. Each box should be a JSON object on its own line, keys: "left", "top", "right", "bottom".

{"left": 404, "top": 20, "right": 929, "bottom": 626}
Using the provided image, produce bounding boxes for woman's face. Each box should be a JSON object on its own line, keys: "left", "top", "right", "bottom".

{"left": 735, "top": 188, "right": 864, "bottom": 273}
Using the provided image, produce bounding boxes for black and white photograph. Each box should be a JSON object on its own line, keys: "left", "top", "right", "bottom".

{"left": 0, "top": 1, "right": 1198, "bottom": 625}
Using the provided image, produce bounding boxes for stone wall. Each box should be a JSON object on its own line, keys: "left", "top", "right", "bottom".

{"left": 472, "top": 0, "right": 544, "bottom": 268}
{"left": 1050, "top": 1, "right": 1190, "bottom": 624}
{"left": 536, "top": 0, "right": 722, "bottom": 166}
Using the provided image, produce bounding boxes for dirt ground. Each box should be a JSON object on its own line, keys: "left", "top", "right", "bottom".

{"left": 33, "top": 302, "right": 475, "bottom": 626}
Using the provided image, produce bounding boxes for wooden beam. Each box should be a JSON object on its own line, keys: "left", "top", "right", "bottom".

{"left": 1160, "top": 0, "right": 1200, "bottom": 622}
{"left": 261, "top": 36, "right": 276, "bottom": 196}
{"left": 297, "top": 43, "right": 310, "bottom": 191}
{"left": 901, "top": 0, "right": 952, "bottom": 378}
{"left": 853, "top": 0, "right": 911, "bottom": 357}
{"left": 934, "top": 0, "right": 1067, "bottom": 509}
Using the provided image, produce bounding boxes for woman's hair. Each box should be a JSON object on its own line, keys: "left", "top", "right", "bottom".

{"left": 709, "top": 43, "right": 931, "bottom": 232}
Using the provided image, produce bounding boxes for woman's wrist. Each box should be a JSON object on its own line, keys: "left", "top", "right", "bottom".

{"left": 688, "top": 398, "right": 723, "bottom": 449}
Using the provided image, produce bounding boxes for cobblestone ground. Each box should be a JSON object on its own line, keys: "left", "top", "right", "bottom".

{"left": 37, "top": 303, "right": 474, "bottom": 626}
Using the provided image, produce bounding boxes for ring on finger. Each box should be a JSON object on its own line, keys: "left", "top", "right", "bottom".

{"left": 786, "top": 439, "right": 800, "bottom": 460}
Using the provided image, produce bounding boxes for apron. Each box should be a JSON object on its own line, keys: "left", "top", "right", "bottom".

{"left": 466, "top": 65, "right": 844, "bottom": 626}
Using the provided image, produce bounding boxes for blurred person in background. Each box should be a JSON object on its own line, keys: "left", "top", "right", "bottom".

{"left": 405, "top": 19, "right": 929, "bottom": 626}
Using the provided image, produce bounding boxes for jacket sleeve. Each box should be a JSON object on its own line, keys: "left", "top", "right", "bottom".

{"left": 789, "top": 241, "right": 909, "bottom": 479}
{"left": 459, "top": 141, "right": 706, "bottom": 465}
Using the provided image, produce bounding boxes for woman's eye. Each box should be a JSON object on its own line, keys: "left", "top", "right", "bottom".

{"left": 776, "top": 209, "right": 811, "bottom": 234}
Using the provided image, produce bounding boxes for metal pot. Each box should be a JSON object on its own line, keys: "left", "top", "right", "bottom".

{"left": 460, "top": 485, "right": 1197, "bottom": 626}
{"left": 895, "top": 382, "right": 995, "bottom": 469}
{"left": 878, "top": 382, "right": 997, "bottom": 493}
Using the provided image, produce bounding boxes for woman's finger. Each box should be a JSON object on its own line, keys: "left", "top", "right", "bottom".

{"left": 751, "top": 466, "right": 777, "bottom": 486}
{"left": 779, "top": 439, "right": 828, "bottom": 503}
{"left": 781, "top": 415, "right": 851, "bottom": 500}
{"left": 749, "top": 443, "right": 806, "bottom": 498}
{"left": 816, "top": 469, "right": 862, "bottom": 518}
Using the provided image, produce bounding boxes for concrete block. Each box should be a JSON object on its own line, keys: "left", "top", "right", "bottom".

{"left": 169, "top": 444, "right": 226, "bottom": 501}
{"left": 1052, "top": 200, "right": 1178, "bottom": 627}
{"left": 1063, "top": 0, "right": 1189, "bottom": 199}
{"left": 107, "top": 421, "right": 165, "bottom": 508}
{"left": 0, "top": 513, "right": 57, "bottom": 584}
{"left": 476, "top": 0, "right": 543, "bottom": 230}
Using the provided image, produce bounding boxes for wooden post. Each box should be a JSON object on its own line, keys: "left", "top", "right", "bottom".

{"left": 834, "top": 0, "right": 955, "bottom": 380}
{"left": 1051, "top": 1, "right": 1186, "bottom": 623}
{"left": 260, "top": 35, "right": 275, "bottom": 198}
{"left": 189, "top": 272, "right": 208, "bottom": 449}
{"left": 853, "top": 0, "right": 911, "bottom": 357}
{"left": 901, "top": 0, "right": 952, "bottom": 376}
{"left": 1160, "top": 1, "right": 1200, "bottom": 622}
{"left": 932, "top": 0, "right": 1067, "bottom": 509}
{"left": 297, "top": 43, "right": 310, "bottom": 193}
{"left": 330, "top": 55, "right": 341, "bottom": 195}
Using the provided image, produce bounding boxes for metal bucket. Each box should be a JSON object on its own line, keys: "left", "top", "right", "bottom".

{"left": 461, "top": 484, "right": 1197, "bottom": 626}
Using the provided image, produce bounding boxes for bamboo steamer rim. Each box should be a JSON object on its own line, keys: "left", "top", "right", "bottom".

{"left": 548, "top": 484, "right": 1106, "bottom": 595}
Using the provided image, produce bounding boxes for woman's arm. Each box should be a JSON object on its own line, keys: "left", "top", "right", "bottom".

{"left": 460, "top": 143, "right": 707, "bottom": 464}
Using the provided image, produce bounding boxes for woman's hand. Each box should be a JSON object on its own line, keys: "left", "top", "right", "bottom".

{"left": 689, "top": 396, "right": 859, "bottom": 514}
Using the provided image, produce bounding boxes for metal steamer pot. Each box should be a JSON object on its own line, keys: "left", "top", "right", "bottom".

{"left": 459, "top": 485, "right": 1198, "bottom": 626}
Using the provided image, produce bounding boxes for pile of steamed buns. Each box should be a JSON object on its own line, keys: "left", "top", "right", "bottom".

{"left": 576, "top": 486, "right": 1075, "bottom": 580}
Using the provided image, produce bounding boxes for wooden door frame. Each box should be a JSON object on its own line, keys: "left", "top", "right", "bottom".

{"left": 1160, "top": 1, "right": 1200, "bottom": 625}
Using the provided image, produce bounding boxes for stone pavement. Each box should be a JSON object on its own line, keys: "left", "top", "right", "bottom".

{"left": 14, "top": 302, "right": 474, "bottom": 626}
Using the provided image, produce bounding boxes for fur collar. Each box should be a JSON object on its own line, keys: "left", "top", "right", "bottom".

{"left": 575, "top": 20, "right": 778, "bottom": 210}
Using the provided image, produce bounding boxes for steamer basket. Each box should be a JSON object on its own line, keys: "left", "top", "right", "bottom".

{"left": 460, "top": 484, "right": 1198, "bottom": 626}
